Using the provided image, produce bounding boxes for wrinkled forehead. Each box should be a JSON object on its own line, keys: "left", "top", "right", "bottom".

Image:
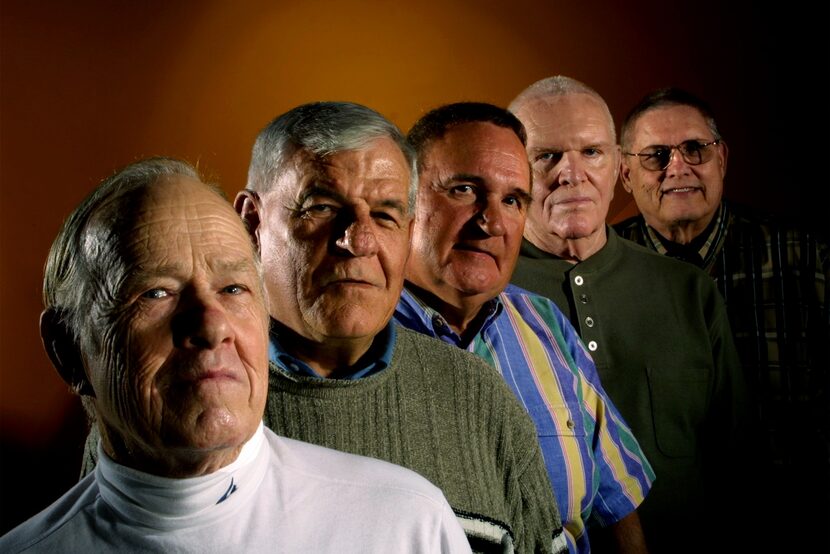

{"left": 631, "top": 105, "right": 711, "bottom": 145}
{"left": 83, "top": 179, "right": 255, "bottom": 283}
{"left": 283, "top": 140, "right": 411, "bottom": 201}
{"left": 422, "top": 122, "right": 530, "bottom": 182}
{"left": 521, "top": 93, "right": 614, "bottom": 146}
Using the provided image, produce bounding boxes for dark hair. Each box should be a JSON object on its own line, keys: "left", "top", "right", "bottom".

{"left": 620, "top": 87, "right": 721, "bottom": 151}
{"left": 406, "top": 102, "right": 526, "bottom": 171}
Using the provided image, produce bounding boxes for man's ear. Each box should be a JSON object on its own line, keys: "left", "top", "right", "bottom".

{"left": 620, "top": 159, "right": 633, "bottom": 194}
{"left": 718, "top": 139, "right": 729, "bottom": 178}
{"left": 234, "top": 190, "right": 262, "bottom": 253}
{"left": 40, "top": 308, "right": 95, "bottom": 397}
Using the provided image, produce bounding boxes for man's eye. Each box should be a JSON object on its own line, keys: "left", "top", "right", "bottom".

{"left": 221, "top": 284, "right": 246, "bottom": 295}
{"left": 643, "top": 148, "right": 669, "bottom": 160}
{"left": 141, "top": 288, "right": 169, "bottom": 299}
{"left": 372, "top": 211, "right": 400, "bottom": 225}
{"left": 583, "top": 148, "right": 601, "bottom": 157}
{"left": 503, "top": 196, "right": 522, "bottom": 208}
{"left": 449, "top": 184, "right": 475, "bottom": 195}
{"left": 681, "top": 140, "right": 704, "bottom": 154}
{"left": 537, "top": 152, "right": 562, "bottom": 163}
{"left": 305, "top": 204, "right": 335, "bottom": 214}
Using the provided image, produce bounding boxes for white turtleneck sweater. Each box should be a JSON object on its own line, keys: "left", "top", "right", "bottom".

{"left": 1, "top": 424, "right": 471, "bottom": 553}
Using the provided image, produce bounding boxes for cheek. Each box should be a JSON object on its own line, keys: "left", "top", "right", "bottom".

{"left": 124, "top": 329, "right": 167, "bottom": 402}
{"left": 630, "top": 172, "right": 660, "bottom": 197}
{"left": 507, "top": 215, "right": 526, "bottom": 241}
{"left": 379, "top": 233, "right": 412, "bottom": 279}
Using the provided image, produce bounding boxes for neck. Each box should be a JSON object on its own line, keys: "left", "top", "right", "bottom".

{"left": 100, "top": 425, "right": 248, "bottom": 478}
{"left": 524, "top": 224, "right": 607, "bottom": 263}
{"left": 405, "top": 281, "right": 489, "bottom": 341}
{"left": 279, "top": 325, "right": 375, "bottom": 378}
{"left": 648, "top": 212, "right": 716, "bottom": 245}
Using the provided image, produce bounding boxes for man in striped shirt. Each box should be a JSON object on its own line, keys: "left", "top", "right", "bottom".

{"left": 395, "top": 101, "right": 654, "bottom": 554}
{"left": 615, "top": 87, "right": 829, "bottom": 553}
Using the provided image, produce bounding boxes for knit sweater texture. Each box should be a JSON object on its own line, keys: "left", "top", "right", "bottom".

{"left": 264, "top": 326, "right": 566, "bottom": 554}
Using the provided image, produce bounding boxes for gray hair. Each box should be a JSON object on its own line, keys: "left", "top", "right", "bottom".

{"left": 508, "top": 75, "right": 617, "bottom": 143}
{"left": 246, "top": 101, "right": 418, "bottom": 212}
{"left": 620, "top": 87, "right": 721, "bottom": 152}
{"left": 43, "top": 157, "right": 222, "bottom": 345}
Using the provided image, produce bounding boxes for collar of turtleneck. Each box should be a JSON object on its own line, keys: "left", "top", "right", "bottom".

{"left": 95, "top": 423, "right": 270, "bottom": 531}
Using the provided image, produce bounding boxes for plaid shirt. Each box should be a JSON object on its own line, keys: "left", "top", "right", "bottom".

{"left": 615, "top": 202, "right": 829, "bottom": 470}
{"left": 395, "top": 286, "right": 654, "bottom": 554}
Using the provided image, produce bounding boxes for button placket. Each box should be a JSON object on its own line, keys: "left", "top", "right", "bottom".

{"left": 572, "top": 272, "right": 599, "bottom": 355}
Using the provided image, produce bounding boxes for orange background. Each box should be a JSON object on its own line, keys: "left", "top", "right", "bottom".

{"left": 1, "top": 0, "right": 828, "bottom": 531}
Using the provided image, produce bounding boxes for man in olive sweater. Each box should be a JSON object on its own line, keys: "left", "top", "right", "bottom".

{"left": 234, "top": 101, "right": 567, "bottom": 554}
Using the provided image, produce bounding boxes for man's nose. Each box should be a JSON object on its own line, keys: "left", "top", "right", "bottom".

{"left": 174, "top": 293, "right": 233, "bottom": 349}
{"left": 556, "top": 151, "right": 584, "bottom": 187}
{"left": 334, "top": 217, "right": 379, "bottom": 257}
{"left": 477, "top": 200, "right": 506, "bottom": 237}
{"left": 664, "top": 147, "right": 691, "bottom": 177}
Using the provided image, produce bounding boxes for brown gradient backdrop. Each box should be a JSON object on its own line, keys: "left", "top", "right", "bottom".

{"left": 1, "top": 0, "right": 828, "bottom": 532}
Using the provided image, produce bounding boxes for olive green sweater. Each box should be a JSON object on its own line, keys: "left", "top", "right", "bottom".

{"left": 264, "top": 327, "right": 565, "bottom": 554}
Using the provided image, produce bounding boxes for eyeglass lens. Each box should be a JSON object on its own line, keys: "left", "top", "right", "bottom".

{"left": 641, "top": 140, "right": 715, "bottom": 170}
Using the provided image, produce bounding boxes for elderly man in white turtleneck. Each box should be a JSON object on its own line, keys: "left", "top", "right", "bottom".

{"left": 0, "top": 157, "right": 470, "bottom": 554}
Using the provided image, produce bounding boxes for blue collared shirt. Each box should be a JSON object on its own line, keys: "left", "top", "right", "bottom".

{"left": 395, "top": 286, "right": 654, "bottom": 554}
{"left": 268, "top": 319, "right": 397, "bottom": 380}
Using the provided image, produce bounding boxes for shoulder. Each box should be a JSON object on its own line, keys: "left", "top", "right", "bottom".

{"left": 612, "top": 214, "right": 645, "bottom": 234}
{"left": 394, "top": 326, "right": 540, "bottom": 426}
{"left": 499, "top": 285, "right": 572, "bottom": 327}
{"left": 615, "top": 233, "right": 715, "bottom": 280}
{"left": 395, "top": 326, "right": 496, "bottom": 372}
{"left": 0, "top": 475, "right": 99, "bottom": 552}
{"left": 725, "top": 201, "right": 829, "bottom": 268}
{"left": 266, "top": 429, "right": 449, "bottom": 505}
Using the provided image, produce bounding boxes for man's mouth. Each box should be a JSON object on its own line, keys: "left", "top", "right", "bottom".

{"left": 453, "top": 243, "right": 496, "bottom": 260}
{"left": 661, "top": 186, "right": 701, "bottom": 196}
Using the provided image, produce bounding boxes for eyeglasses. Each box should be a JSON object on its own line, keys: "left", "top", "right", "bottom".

{"left": 623, "top": 139, "right": 720, "bottom": 171}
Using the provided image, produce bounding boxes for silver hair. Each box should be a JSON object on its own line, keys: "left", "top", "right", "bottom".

{"left": 508, "top": 75, "right": 617, "bottom": 143}
{"left": 246, "top": 101, "right": 418, "bottom": 212}
{"left": 43, "top": 157, "right": 228, "bottom": 345}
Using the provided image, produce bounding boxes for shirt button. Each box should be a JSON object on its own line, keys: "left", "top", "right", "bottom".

{"left": 566, "top": 419, "right": 575, "bottom": 430}
{"left": 574, "top": 275, "right": 584, "bottom": 286}
{"left": 432, "top": 315, "right": 446, "bottom": 328}
{"left": 580, "top": 294, "right": 589, "bottom": 304}
{"left": 587, "top": 340, "right": 598, "bottom": 351}
{"left": 585, "top": 316, "right": 594, "bottom": 327}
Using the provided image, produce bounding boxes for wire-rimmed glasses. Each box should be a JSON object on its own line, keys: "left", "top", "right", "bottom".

{"left": 623, "top": 139, "right": 721, "bottom": 171}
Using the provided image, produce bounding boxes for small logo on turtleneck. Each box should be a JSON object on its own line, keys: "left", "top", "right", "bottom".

{"left": 217, "top": 478, "right": 238, "bottom": 504}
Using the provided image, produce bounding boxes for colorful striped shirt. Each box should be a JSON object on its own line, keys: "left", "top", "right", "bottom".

{"left": 395, "top": 286, "right": 654, "bottom": 554}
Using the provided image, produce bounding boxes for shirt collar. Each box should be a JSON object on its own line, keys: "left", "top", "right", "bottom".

{"left": 268, "top": 319, "right": 396, "bottom": 380}
{"left": 397, "top": 286, "right": 503, "bottom": 349}
{"left": 644, "top": 202, "right": 728, "bottom": 270}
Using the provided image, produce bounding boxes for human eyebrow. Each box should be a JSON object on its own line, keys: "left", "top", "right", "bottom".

{"left": 511, "top": 188, "right": 533, "bottom": 206}
{"left": 442, "top": 174, "right": 486, "bottom": 187}
{"left": 210, "top": 258, "right": 259, "bottom": 275}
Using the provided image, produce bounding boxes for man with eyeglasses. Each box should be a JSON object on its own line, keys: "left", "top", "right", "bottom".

{"left": 507, "top": 76, "right": 751, "bottom": 553}
{"left": 616, "top": 87, "right": 829, "bottom": 552}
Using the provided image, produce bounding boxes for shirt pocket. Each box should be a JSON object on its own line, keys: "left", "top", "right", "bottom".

{"left": 646, "top": 366, "right": 710, "bottom": 457}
